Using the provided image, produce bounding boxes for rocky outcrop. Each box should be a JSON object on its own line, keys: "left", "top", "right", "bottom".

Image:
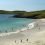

{"left": 12, "top": 14, "right": 41, "bottom": 19}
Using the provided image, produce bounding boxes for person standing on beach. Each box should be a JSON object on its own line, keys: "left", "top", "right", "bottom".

{"left": 26, "top": 39, "right": 28, "bottom": 42}
{"left": 37, "top": 23, "right": 40, "bottom": 30}
{"left": 20, "top": 40, "right": 22, "bottom": 43}
{"left": 15, "top": 40, "right": 16, "bottom": 43}
{"left": 0, "top": 31, "right": 1, "bottom": 33}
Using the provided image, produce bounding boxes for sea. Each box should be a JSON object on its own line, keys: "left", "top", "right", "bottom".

{"left": 0, "top": 14, "right": 34, "bottom": 36}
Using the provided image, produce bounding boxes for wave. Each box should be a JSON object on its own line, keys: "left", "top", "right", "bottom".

{"left": 0, "top": 30, "right": 20, "bottom": 36}
{"left": 27, "top": 22, "right": 36, "bottom": 29}
{"left": 19, "top": 22, "right": 36, "bottom": 32}
{"left": 0, "top": 21, "right": 36, "bottom": 37}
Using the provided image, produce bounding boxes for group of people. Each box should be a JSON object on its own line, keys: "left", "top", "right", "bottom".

{"left": 15, "top": 39, "right": 28, "bottom": 43}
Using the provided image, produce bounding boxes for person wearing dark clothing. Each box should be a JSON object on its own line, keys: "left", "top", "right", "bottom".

{"left": 15, "top": 40, "right": 16, "bottom": 43}
{"left": 26, "top": 39, "right": 28, "bottom": 42}
{"left": 21, "top": 40, "right": 22, "bottom": 43}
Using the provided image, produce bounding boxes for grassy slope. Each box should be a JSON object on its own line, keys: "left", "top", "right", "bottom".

{"left": 13, "top": 10, "right": 45, "bottom": 19}
{"left": 0, "top": 10, "right": 45, "bottom": 19}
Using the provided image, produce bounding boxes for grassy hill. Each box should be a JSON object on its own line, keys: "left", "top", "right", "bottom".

{"left": 12, "top": 10, "right": 45, "bottom": 19}
{"left": 0, "top": 10, "right": 45, "bottom": 19}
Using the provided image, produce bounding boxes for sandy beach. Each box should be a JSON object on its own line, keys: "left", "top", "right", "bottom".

{"left": 0, "top": 19, "right": 45, "bottom": 45}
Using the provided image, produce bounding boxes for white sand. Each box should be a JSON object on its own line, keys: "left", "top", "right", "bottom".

{"left": 0, "top": 19, "right": 45, "bottom": 45}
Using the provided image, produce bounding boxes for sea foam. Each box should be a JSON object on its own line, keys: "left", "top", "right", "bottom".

{"left": 0, "top": 30, "right": 20, "bottom": 36}
{"left": 28, "top": 22, "right": 36, "bottom": 29}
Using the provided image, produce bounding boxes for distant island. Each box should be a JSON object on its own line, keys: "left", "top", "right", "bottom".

{"left": 0, "top": 10, "right": 45, "bottom": 19}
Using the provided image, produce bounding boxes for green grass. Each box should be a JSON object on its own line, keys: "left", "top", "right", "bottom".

{"left": 0, "top": 10, "right": 45, "bottom": 19}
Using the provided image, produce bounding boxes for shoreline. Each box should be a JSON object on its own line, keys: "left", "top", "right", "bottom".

{"left": 0, "top": 19, "right": 45, "bottom": 45}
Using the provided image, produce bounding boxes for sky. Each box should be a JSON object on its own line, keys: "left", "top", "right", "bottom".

{"left": 0, "top": 0, "right": 45, "bottom": 11}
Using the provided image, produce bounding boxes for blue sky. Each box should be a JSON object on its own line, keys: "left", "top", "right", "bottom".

{"left": 0, "top": 0, "right": 45, "bottom": 11}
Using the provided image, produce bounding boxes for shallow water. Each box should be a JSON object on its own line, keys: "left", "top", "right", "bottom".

{"left": 0, "top": 14, "right": 33, "bottom": 33}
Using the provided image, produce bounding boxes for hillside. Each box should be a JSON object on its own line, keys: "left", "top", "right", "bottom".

{"left": 0, "top": 10, "right": 45, "bottom": 19}
{"left": 12, "top": 10, "right": 45, "bottom": 19}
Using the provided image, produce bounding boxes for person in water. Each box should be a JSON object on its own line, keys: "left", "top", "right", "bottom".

{"left": 5, "top": 30, "right": 7, "bottom": 33}
{"left": 11, "top": 27, "right": 13, "bottom": 31}
{"left": 0, "top": 31, "right": 1, "bottom": 33}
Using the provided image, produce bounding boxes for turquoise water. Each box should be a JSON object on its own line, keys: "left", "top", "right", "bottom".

{"left": 0, "top": 14, "right": 33, "bottom": 33}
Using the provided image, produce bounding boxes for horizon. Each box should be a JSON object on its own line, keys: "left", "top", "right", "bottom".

{"left": 2, "top": 9, "right": 43, "bottom": 12}
{"left": 0, "top": 0, "right": 45, "bottom": 11}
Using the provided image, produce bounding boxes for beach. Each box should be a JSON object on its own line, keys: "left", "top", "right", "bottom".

{"left": 0, "top": 19, "right": 45, "bottom": 45}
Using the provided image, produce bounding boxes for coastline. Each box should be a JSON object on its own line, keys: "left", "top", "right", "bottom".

{"left": 0, "top": 19, "right": 45, "bottom": 45}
